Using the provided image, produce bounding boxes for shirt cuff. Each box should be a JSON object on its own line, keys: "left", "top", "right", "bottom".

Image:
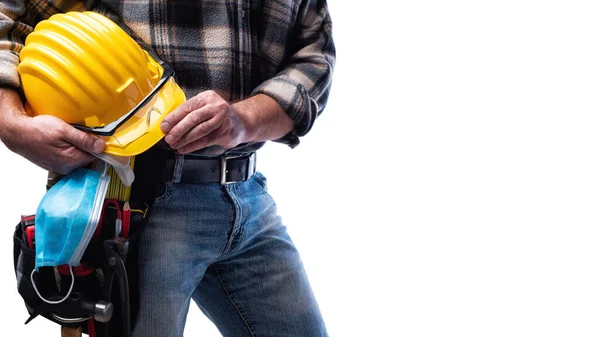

{"left": 251, "top": 76, "right": 316, "bottom": 149}
{"left": 0, "top": 51, "right": 21, "bottom": 89}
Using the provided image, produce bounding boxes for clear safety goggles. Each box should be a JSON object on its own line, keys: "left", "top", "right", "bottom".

{"left": 71, "top": 60, "right": 175, "bottom": 137}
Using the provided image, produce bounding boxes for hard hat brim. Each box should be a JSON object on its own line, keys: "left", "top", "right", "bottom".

{"left": 102, "top": 77, "right": 186, "bottom": 157}
{"left": 71, "top": 63, "right": 175, "bottom": 136}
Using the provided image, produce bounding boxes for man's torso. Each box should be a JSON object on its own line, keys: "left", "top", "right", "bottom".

{"left": 22, "top": 0, "right": 301, "bottom": 153}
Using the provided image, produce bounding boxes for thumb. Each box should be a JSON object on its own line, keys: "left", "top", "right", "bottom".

{"left": 63, "top": 126, "right": 106, "bottom": 153}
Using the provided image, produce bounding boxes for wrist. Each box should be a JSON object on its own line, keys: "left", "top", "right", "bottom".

{"left": 231, "top": 100, "right": 260, "bottom": 144}
{"left": 0, "top": 114, "right": 30, "bottom": 148}
{"left": 232, "top": 94, "right": 293, "bottom": 144}
{"left": 0, "top": 89, "right": 31, "bottom": 144}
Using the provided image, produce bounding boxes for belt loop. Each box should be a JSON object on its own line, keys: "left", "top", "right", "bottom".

{"left": 172, "top": 154, "right": 184, "bottom": 183}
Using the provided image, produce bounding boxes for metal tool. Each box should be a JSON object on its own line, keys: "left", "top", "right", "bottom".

{"left": 25, "top": 292, "right": 113, "bottom": 325}
{"left": 103, "top": 237, "right": 131, "bottom": 337}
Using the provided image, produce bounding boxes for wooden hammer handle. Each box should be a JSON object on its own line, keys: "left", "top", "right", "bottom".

{"left": 61, "top": 326, "right": 82, "bottom": 337}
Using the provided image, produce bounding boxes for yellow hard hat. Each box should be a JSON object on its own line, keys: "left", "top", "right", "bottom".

{"left": 18, "top": 11, "right": 186, "bottom": 156}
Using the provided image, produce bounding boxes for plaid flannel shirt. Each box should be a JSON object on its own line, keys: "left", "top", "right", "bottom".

{"left": 0, "top": 0, "right": 335, "bottom": 152}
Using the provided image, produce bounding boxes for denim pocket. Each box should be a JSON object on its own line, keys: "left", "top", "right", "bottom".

{"left": 154, "top": 182, "right": 173, "bottom": 204}
{"left": 253, "top": 171, "right": 268, "bottom": 192}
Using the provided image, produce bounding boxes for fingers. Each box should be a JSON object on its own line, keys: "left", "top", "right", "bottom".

{"left": 42, "top": 145, "right": 96, "bottom": 175}
{"left": 168, "top": 108, "right": 224, "bottom": 149}
{"left": 53, "top": 153, "right": 96, "bottom": 175}
{"left": 62, "top": 125, "right": 105, "bottom": 153}
{"left": 54, "top": 139, "right": 98, "bottom": 173}
{"left": 161, "top": 94, "right": 206, "bottom": 134}
{"left": 164, "top": 106, "right": 215, "bottom": 146}
{"left": 161, "top": 90, "right": 234, "bottom": 152}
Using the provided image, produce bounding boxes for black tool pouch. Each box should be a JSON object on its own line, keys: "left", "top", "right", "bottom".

{"left": 12, "top": 144, "right": 171, "bottom": 336}
{"left": 12, "top": 198, "right": 149, "bottom": 337}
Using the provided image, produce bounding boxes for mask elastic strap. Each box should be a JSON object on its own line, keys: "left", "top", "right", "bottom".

{"left": 30, "top": 266, "right": 75, "bottom": 305}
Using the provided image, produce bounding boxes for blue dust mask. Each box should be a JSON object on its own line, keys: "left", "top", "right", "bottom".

{"left": 34, "top": 167, "right": 110, "bottom": 270}
{"left": 30, "top": 163, "right": 110, "bottom": 305}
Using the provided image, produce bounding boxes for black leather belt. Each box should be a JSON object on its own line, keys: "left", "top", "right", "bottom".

{"left": 161, "top": 153, "right": 256, "bottom": 184}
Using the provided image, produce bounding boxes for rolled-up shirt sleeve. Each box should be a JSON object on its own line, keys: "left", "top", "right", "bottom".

{"left": 0, "top": 1, "right": 93, "bottom": 90}
{"left": 0, "top": 0, "right": 33, "bottom": 89}
{"left": 251, "top": 0, "right": 336, "bottom": 148}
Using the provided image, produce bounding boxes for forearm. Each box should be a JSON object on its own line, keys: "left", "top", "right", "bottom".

{"left": 250, "top": 0, "right": 335, "bottom": 147}
{"left": 233, "top": 94, "right": 294, "bottom": 144}
{"left": 0, "top": 87, "right": 28, "bottom": 142}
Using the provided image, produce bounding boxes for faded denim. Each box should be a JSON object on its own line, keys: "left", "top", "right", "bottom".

{"left": 131, "top": 172, "right": 327, "bottom": 337}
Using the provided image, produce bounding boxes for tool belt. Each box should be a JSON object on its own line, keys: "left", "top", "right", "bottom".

{"left": 12, "top": 145, "right": 170, "bottom": 337}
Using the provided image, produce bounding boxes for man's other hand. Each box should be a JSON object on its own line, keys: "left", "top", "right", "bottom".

{"left": 160, "top": 90, "right": 249, "bottom": 154}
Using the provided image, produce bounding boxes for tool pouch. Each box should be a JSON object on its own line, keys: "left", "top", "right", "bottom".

{"left": 13, "top": 199, "right": 149, "bottom": 337}
{"left": 13, "top": 144, "right": 170, "bottom": 336}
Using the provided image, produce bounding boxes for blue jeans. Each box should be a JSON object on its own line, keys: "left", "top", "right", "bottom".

{"left": 131, "top": 172, "right": 328, "bottom": 337}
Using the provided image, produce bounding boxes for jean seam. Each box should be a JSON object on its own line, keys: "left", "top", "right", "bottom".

{"left": 212, "top": 265, "right": 256, "bottom": 337}
{"left": 221, "top": 185, "right": 242, "bottom": 256}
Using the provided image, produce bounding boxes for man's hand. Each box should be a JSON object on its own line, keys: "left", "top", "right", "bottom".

{"left": 160, "top": 90, "right": 250, "bottom": 154}
{"left": 0, "top": 89, "right": 105, "bottom": 174}
{"left": 2, "top": 115, "right": 105, "bottom": 174}
{"left": 161, "top": 91, "right": 294, "bottom": 154}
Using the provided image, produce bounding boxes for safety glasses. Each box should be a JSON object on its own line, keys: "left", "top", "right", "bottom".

{"left": 71, "top": 58, "right": 175, "bottom": 136}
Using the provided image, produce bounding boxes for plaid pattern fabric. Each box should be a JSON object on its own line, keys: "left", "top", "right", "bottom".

{"left": 0, "top": 0, "right": 335, "bottom": 150}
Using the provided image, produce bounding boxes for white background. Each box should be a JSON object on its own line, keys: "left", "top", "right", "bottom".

{"left": 2, "top": 0, "right": 600, "bottom": 336}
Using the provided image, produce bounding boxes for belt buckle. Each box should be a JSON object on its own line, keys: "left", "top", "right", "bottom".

{"left": 220, "top": 153, "right": 256, "bottom": 185}
{"left": 220, "top": 155, "right": 241, "bottom": 185}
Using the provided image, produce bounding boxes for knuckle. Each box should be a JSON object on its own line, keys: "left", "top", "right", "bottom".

{"left": 60, "top": 146, "right": 78, "bottom": 159}
{"left": 55, "top": 123, "right": 68, "bottom": 134}
{"left": 198, "top": 91, "right": 211, "bottom": 101}
{"left": 52, "top": 125, "right": 68, "bottom": 139}
{"left": 173, "top": 101, "right": 192, "bottom": 118}
{"left": 195, "top": 125, "right": 212, "bottom": 140}
{"left": 167, "top": 126, "right": 180, "bottom": 138}
{"left": 193, "top": 123, "right": 207, "bottom": 136}
{"left": 183, "top": 99, "right": 196, "bottom": 113}
{"left": 216, "top": 100, "right": 228, "bottom": 111}
{"left": 188, "top": 112, "right": 201, "bottom": 125}
{"left": 77, "top": 132, "right": 92, "bottom": 147}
